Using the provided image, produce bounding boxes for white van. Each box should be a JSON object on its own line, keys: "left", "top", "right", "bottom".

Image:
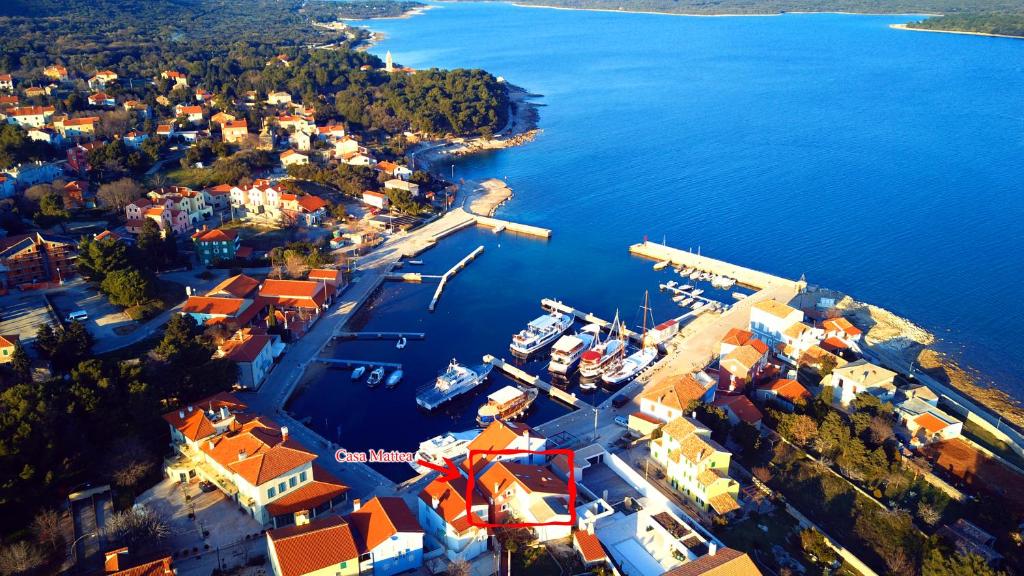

{"left": 67, "top": 310, "right": 89, "bottom": 322}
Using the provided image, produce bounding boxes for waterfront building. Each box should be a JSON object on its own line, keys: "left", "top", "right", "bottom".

{"left": 347, "top": 497, "right": 424, "bottom": 576}
{"left": 638, "top": 373, "right": 716, "bottom": 424}
{"left": 749, "top": 299, "right": 803, "bottom": 349}
{"left": 377, "top": 161, "right": 413, "bottom": 180}
{"left": 830, "top": 358, "right": 897, "bottom": 406}
{"left": 718, "top": 340, "right": 768, "bottom": 394}
{"left": 417, "top": 476, "right": 489, "bottom": 563}
{"left": 478, "top": 461, "right": 572, "bottom": 542}
{"left": 821, "top": 316, "right": 863, "bottom": 346}
{"left": 181, "top": 295, "right": 255, "bottom": 326}
{"left": 203, "top": 183, "right": 233, "bottom": 210}
{"left": 775, "top": 321, "right": 824, "bottom": 366}
{"left": 87, "top": 92, "right": 116, "bottom": 108}
{"left": 650, "top": 417, "right": 741, "bottom": 517}
{"left": 461, "top": 420, "right": 546, "bottom": 474}
{"left": 0, "top": 232, "right": 76, "bottom": 289}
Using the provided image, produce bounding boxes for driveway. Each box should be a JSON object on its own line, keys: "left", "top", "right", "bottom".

{"left": 49, "top": 281, "right": 128, "bottom": 340}
{"left": 0, "top": 292, "right": 57, "bottom": 347}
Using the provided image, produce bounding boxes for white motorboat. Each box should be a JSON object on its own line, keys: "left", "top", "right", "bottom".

{"left": 579, "top": 379, "right": 598, "bottom": 391}
{"left": 689, "top": 270, "right": 701, "bottom": 280}
{"left": 476, "top": 385, "right": 539, "bottom": 426}
{"left": 367, "top": 367, "right": 385, "bottom": 387}
{"left": 691, "top": 288, "right": 704, "bottom": 297}
{"left": 653, "top": 260, "right": 671, "bottom": 271}
{"left": 549, "top": 324, "right": 599, "bottom": 376}
{"left": 510, "top": 312, "right": 574, "bottom": 356}
{"left": 351, "top": 366, "right": 366, "bottom": 380}
{"left": 672, "top": 294, "right": 686, "bottom": 303}
{"left": 665, "top": 280, "right": 678, "bottom": 289}
{"left": 732, "top": 292, "right": 748, "bottom": 301}
{"left": 416, "top": 360, "right": 493, "bottom": 410}
{"left": 603, "top": 291, "right": 658, "bottom": 386}
{"left": 396, "top": 336, "right": 407, "bottom": 349}
{"left": 409, "top": 429, "right": 481, "bottom": 475}
{"left": 385, "top": 369, "right": 403, "bottom": 388}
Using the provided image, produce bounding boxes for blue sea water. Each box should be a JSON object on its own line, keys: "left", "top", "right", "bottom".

{"left": 292, "top": 3, "right": 1024, "bottom": 480}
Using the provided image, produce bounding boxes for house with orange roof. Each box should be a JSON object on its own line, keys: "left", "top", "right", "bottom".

{"left": 267, "top": 514, "right": 360, "bottom": 576}
{"left": 217, "top": 328, "right": 285, "bottom": 389}
{"left": 181, "top": 295, "right": 254, "bottom": 326}
{"left": 712, "top": 394, "right": 762, "bottom": 429}
{"left": 461, "top": 419, "right": 547, "bottom": 475}
{"left": 280, "top": 149, "right": 309, "bottom": 167}
{"left": 44, "top": 65, "right": 69, "bottom": 82}
{"left": 55, "top": 115, "right": 100, "bottom": 139}
{"left": 775, "top": 321, "right": 824, "bottom": 366}
{"left": 478, "top": 461, "right": 573, "bottom": 541}
{"left": 202, "top": 183, "right": 233, "bottom": 210}
{"left": 660, "top": 546, "right": 762, "bottom": 576}
{"left": 88, "top": 70, "right": 118, "bottom": 89}
{"left": 281, "top": 193, "right": 329, "bottom": 226}
{"left": 259, "top": 278, "right": 333, "bottom": 315}
{"left": 822, "top": 316, "right": 863, "bottom": 344}
{"left": 362, "top": 190, "right": 389, "bottom": 210}
{"left": 6, "top": 105, "right": 55, "bottom": 128}
{"left": 175, "top": 104, "right": 205, "bottom": 125}
{"left": 160, "top": 70, "right": 188, "bottom": 88}
{"left": 222, "top": 119, "right": 249, "bottom": 143}
{"left": 754, "top": 378, "right": 812, "bottom": 412}
{"left": 207, "top": 274, "right": 261, "bottom": 299}
{"left": 175, "top": 414, "right": 347, "bottom": 527}
{"left": 0, "top": 74, "right": 12, "bottom": 91}
{"left": 573, "top": 526, "right": 610, "bottom": 569}
{"left": 718, "top": 341, "right": 768, "bottom": 394}
{"left": 639, "top": 373, "right": 716, "bottom": 424}
{"left": 102, "top": 548, "right": 174, "bottom": 576}
{"left": 88, "top": 92, "right": 116, "bottom": 108}
{"left": 749, "top": 298, "right": 803, "bottom": 349}
{"left": 830, "top": 358, "right": 897, "bottom": 406}
{"left": 193, "top": 226, "right": 240, "bottom": 265}
{"left": 895, "top": 397, "right": 962, "bottom": 446}
{"left": 149, "top": 185, "right": 212, "bottom": 224}
{"left": 650, "top": 417, "right": 741, "bottom": 518}
{"left": 417, "top": 476, "right": 489, "bottom": 562}
{"left": 347, "top": 497, "right": 423, "bottom": 576}
{"left": 0, "top": 334, "right": 20, "bottom": 364}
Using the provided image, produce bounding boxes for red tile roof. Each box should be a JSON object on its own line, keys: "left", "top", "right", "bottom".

{"left": 107, "top": 556, "right": 174, "bottom": 576}
{"left": 193, "top": 228, "right": 238, "bottom": 243}
{"left": 641, "top": 374, "right": 712, "bottom": 411}
{"left": 915, "top": 412, "right": 952, "bottom": 434}
{"left": 201, "top": 418, "right": 316, "bottom": 486}
{"left": 573, "top": 530, "right": 608, "bottom": 563}
{"left": 207, "top": 274, "right": 260, "bottom": 298}
{"left": 478, "top": 461, "right": 568, "bottom": 499}
{"left": 296, "top": 194, "right": 328, "bottom": 212}
{"left": 182, "top": 296, "right": 248, "bottom": 317}
{"left": 0, "top": 334, "right": 19, "bottom": 349}
{"left": 347, "top": 497, "right": 422, "bottom": 553}
{"left": 268, "top": 515, "right": 359, "bottom": 576}
{"left": 220, "top": 332, "right": 272, "bottom": 363}
{"left": 161, "top": 392, "right": 247, "bottom": 442}
{"left": 265, "top": 465, "right": 349, "bottom": 517}
{"left": 713, "top": 394, "right": 762, "bottom": 425}
{"left": 420, "top": 476, "right": 485, "bottom": 535}
{"left": 462, "top": 420, "right": 542, "bottom": 473}
{"left": 721, "top": 328, "right": 754, "bottom": 346}
{"left": 660, "top": 548, "right": 761, "bottom": 576}
{"left": 760, "top": 379, "right": 811, "bottom": 404}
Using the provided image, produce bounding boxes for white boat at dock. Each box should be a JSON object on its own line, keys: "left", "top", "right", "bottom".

{"left": 416, "top": 360, "right": 493, "bottom": 410}
{"left": 653, "top": 260, "right": 671, "bottom": 271}
{"left": 665, "top": 280, "right": 678, "bottom": 289}
{"left": 410, "top": 429, "right": 481, "bottom": 475}
{"left": 679, "top": 297, "right": 694, "bottom": 307}
{"left": 367, "top": 367, "right": 385, "bottom": 388}
{"left": 689, "top": 270, "right": 701, "bottom": 280}
{"left": 476, "top": 385, "right": 539, "bottom": 426}
{"left": 732, "top": 292, "right": 748, "bottom": 300}
{"left": 691, "top": 288, "right": 704, "bottom": 297}
{"left": 351, "top": 366, "right": 366, "bottom": 380}
{"left": 396, "top": 336, "right": 407, "bottom": 349}
{"left": 407, "top": 260, "right": 423, "bottom": 265}
{"left": 385, "top": 369, "right": 403, "bottom": 388}
{"left": 510, "top": 312, "right": 574, "bottom": 356}
{"left": 579, "top": 314, "right": 626, "bottom": 379}
{"left": 672, "top": 294, "right": 686, "bottom": 303}
{"left": 690, "top": 300, "right": 704, "bottom": 309}
{"left": 602, "top": 291, "right": 658, "bottom": 386}
{"left": 678, "top": 284, "right": 693, "bottom": 291}
{"left": 549, "top": 325, "right": 599, "bottom": 376}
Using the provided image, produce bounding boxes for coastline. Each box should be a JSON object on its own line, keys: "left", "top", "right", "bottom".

{"left": 507, "top": 2, "right": 937, "bottom": 19}
{"left": 890, "top": 23, "right": 1024, "bottom": 40}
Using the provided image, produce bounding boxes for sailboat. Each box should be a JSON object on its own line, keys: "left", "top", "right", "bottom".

{"left": 603, "top": 292, "right": 658, "bottom": 386}
{"left": 579, "top": 311, "right": 625, "bottom": 381}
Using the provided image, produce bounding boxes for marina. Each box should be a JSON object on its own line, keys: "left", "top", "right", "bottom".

{"left": 415, "top": 359, "right": 493, "bottom": 410}
{"left": 334, "top": 331, "right": 427, "bottom": 341}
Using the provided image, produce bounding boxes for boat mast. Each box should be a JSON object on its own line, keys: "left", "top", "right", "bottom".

{"left": 641, "top": 290, "right": 650, "bottom": 349}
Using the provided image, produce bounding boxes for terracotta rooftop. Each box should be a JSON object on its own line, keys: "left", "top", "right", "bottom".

{"left": 660, "top": 547, "right": 760, "bottom": 576}
{"left": 265, "top": 464, "right": 348, "bottom": 517}
{"left": 573, "top": 529, "right": 608, "bottom": 563}
{"left": 181, "top": 296, "right": 248, "bottom": 317}
{"left": 347, "top": 497, "right": 422, "bottom": 553}
{"left": 201, "top": 418, "right": 316, "bottom": 486}
{"left": 161, "top": 392, "right": 247, "bottom": 442}
{"left": 267, "top": 515, "right": 359, "bottom": 576}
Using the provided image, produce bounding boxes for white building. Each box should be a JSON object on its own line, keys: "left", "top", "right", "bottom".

{"left": 749, "top": 299, "right": 803, "bottom": 349}
{"left": 348, "top": 498, "right": 424, "bottom": 576}
{"left": 384, "top": 178, "right": 420, "bottom": 197}
{"left": 830, "top": 358, "right": 897, "bottom": 407}
{"left": 418, "top": 477, "right": 489, "bottom": 563}
{"left": 895, "top": 397, "right": 962, "bottom": 446}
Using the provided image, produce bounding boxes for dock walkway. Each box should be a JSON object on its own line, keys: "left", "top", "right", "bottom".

{"left": 315, "top": 358, "right": 403, "bottom": 369}
{"left": 429, "top": 245, "right": 484, "bottom": 311}
{"left": 483, "top": 354, "right": 585, "bottom": 408}
{"left": 335, "top": 331, "right": 426, "bottom": 341}
{"left": 630, "top": 240, "right": 801, "bottom": 291}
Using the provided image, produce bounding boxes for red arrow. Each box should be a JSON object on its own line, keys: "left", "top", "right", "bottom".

{"left": 416, "top": 457, "right": 462, "bottom": 482}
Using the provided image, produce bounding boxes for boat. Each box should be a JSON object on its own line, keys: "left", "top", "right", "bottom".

{"left": 548, "top": 325, "right": 599, "bottom": 376}
{"left": 416, "top": 360, "right": 493, "bottom": 410}
{"left": 579, "top": 379, "right": 598, "bottom": 391}
{"left": 367, "top": 367, "right": 385, "bottom": 388}
{"left": 665, "top": 280, "right": 678, "bottom": 289}
{"left": 476, "top": 385, "right": 539, "bottom": 426}
{"left": 678, "top": 284, "right": 693, "bottom": 291}
{"left": 510, "top": 312, "right": 573, "bottom": 356}
{"left": 679, "top": 297, "right": 694, "bottom": 307}
{"left": 409, "top": 429, "right": 481, "bottom": 475}
{"left": 653, "top": 260, "right": 671, "bottom": 271}
{"left": 351, "top": 366, "right": 366, "bottom": 380}
{"left": 691, "top": 288, "right": 704, "bottom": 297}
{"left": 396, "top": 336, "right": 407, "bottom": 349}
{"left": 672, "top": 294, "right": 686, "bottom": 303}
{"left": 732, "top": 292, "right": 748, "bottom": 301}
{"left": 602, "top": 292, "right": 658, "bottom": 386}
{"left": 680, "top": 267, "right": 692, "bottom": 275}
{"left": 689, "top": 270, "right": 701, "bottom": 280}
{"left": 690, "top": 300, "right": 704, "bottom": 309}
{"left": 579, "top": 313, "right": 626, "bottom": 379}
{"left": 385, "top": 369, "right": 403, "bottom": 388}
{"left": 407, "top": 260, "right": 423, "bottom": 265}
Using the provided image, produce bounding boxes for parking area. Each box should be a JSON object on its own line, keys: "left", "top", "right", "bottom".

{"left": 0, "top": 292, "right": 58, "bottom": 346}
{"left": 579, "top": 460, "right": 641, "bottom": 507}
{"left": 137, "top": 477, "right": 267, "bottom": 575}
{"left": 48, "top": 281, "right": 131, "bottom": 340}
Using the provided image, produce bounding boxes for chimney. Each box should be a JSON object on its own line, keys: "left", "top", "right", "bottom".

{"left": 238, "top": 449, "right": 247, "bottom": 461}
{"left": 602, "top": 489, "right": 608, "bottom": 502}
{"left": 104, "top": 548, "right": 129, "bottom": 573}
{"left": 281, "top": 426, "right": 289, "bottom": 441}
{"left": 587, "top": 522, "right": 595, "bottom": 535}
{"left": 352, "top": 499, "right": 361, "bottom": 512}
{"left": 219, "top": 406, "right": 229, "bottom": 420}
{"left": 207, "top": 440, "right": 215, "bottom": 450}
{"left": 708, "top": 541, "right": 718, "bottom": 556}
{"left": 431, "top": 496, "right": 439, "bottom": 509}
{"left": 691, "top": 411, "right": 697, "bottom": 419}
{"left": 187, "top": 405, "right": 193, "bottom": 413}
{"left": 294, "top": 510, "right": 311, "bottom": 526}
{"left": 493, "top": 482, "right": 499, "bottom": 495}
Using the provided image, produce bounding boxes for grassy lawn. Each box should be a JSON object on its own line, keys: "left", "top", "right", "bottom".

{"left": 721, "top": 510, "right": 800, "bottom": 556}
{"left": 961, "top": 418, "right": 1024, "bottom": 469}
{"left": 160, "top": 165, "right": 219, "bottom": 188}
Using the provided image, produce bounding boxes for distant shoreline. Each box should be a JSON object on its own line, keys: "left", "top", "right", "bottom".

{"left": 890, "top": 22, "right": 1024, "bottom": 40}
{"left": 507, "top": 2, "right": 936, "bottom": 19}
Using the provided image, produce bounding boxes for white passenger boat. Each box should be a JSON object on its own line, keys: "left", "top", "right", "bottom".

{"left": 653, "top": 260, "right": 671, "bottom": 271}
{"left": 416, "top": 360, "right": 493, "bottom": 410}
{"left": 367, "top": 367, "right": 385, "bottom": 388}
{"left": 351, "top": 366, "right": 366, "bottom": 380}
{"left": 476, "top": 385, "right": 539, "bottom": 426}
{"left": 579, "top": 314, "right": 625, "bottom": 379}
{"left": 409, "top": 429, "right": 481, "bottom": 475}
{"left": 549, "top": 325, "right": 599, "bottom": 376}
{"left": 510, "top": 312, "right": 574, "bottom": 356}
{"left": 385, "top": 369, "right": 403, "bottom": 388}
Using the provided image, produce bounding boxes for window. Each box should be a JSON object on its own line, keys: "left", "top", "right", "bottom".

{"left": 268, "top": 487, "right": 276, "bottom": 498}
{"left": 278, "top": 482, "right": 286, "bottom": 493}
{"left": 289, "top": 477, "right": 297, "bottom": 488}
{"left": 299, "top": 471, "right": 307, "bottom": 482}
{"left": 500, "top": 504, "right": 509, "bottom": 512}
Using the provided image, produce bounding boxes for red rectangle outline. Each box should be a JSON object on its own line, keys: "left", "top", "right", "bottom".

{"left": 465, "top": 448, "right": 576, "bottom": 528}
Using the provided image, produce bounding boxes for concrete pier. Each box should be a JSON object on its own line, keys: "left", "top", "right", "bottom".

{"left": 334, "top": 331, "right": 426, "bottom": 341}
{"left": 630, "top": 240, "right": 801, "bottom": 291}
{"left": 429, "top": 245, "right": 485, "bottom": 312}
{"left": 540, "top": 298, "right": 645, "bottom": 345}
{"left": 483, "top": 354, "right": 584, "bottom": 408}
{"left": 475, "top": 215, "right": 552, "bottom": 239}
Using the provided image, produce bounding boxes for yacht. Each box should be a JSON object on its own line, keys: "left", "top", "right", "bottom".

{"left": 548, "top": 324, "right": 599, "bottom": 376}
{"left": 602, "top": 347, "right": 657, "bottom": 386}
{"left": 416, "top": 360, "right": 493, "bottom": 410}
{"left": 351, "top": 366, "right": 366, "bottom": 380}
{"left": 476, "top": 386, "right": 539, "bottom": 426}
{"left": 367, "top": 367, "right": 385, "bottom": 388}
{"left": 579, "top": 315, "right": 626, "bottom": 379}
{"left": 510, "top": 312, "right": 574, "bottom": 357}
{"left": 385, "top": 369, "right": 403, "bottom": 388}
{"left": 409, "top": 429, "right": 481, "bottom": 475}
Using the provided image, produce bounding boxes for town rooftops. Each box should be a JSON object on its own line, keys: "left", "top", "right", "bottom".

{"left": 8, "top": 105, "right": 55, "bottom": 116}
{"left": 641, "top": 374, "right": 713, "bottom": 411}
{"left": 420, "top": 476, "right": 485, "bottom": 534}
{"left": 479, "top": 461, "right": 569, "bottom": 498}
{"left": 308, "top": 268, "right": 343, "bottom": 285}
{"left": 347, "top": 497, "right": 422, "bottom": 553}
{"left": 721, "top": 344, "right": 765, "bottom": 374}
{"left": 162, "top": 391, "right": 248, "bottom": 442}
{"left": 182, "top": 296, "right": 249, "bottom": 317}
{"left": 713, "top": 394, "right": 762, "bottom": 425}
{"left": 463, "top": 420, "right": 543, "bottom": 473}
{"left": 264, "top": 464, "right": 348, "bottom": 517}
{"left": 192, "top": 227, "right": 238, "bottom": 243}
{"left": 759, "top": 378, "right": 811, "bottom": 404}
{"left": 201, "top": 418, "right": 317, "bottom": 486}
{"left": 822, "top": 316, "right": 862, "bottom": 337}
{"left": 832, "top": 359, "right": 896, "bottom": 388}
{"left": 751, "top": 299, "right": 799, "bottom": 320}
{"left": 574, "top": 529, "right": 608, "bottom": 564}
{"left": 208, "top": 274, "right": 260, "bottom": 299}
{"left": 267, "top": 515, "right": 359, "bottom": 576}
{"left": 660, "top": 547, "right": 760, "bottom": 576}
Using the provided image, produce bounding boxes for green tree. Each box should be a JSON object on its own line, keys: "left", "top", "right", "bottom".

{"left": 6, "top": 343, "right": 32, "bottom": 385}
{"left": 922, "top": 547, "right": 1005, "bottom": 576}
{"left": 101, "top": 268, "right": 154, "bottom": 307}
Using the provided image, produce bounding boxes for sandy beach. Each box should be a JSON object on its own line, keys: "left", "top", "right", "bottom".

{"left": 468, "top": 178, "right": 513, "bottom": 216}
{"left": 890, "top": 23, "right": 1024, "bottom": 40}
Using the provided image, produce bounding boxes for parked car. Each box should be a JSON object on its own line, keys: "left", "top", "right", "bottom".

{"left": 66, "top": 309, "right": 88, "bottom": 322}
{"left": 614, "top": 415, "right": 629, "bottom": 427}
{"left": 612, "top": 395, "right": 630, "bottom": 409}
{"left": 199, "top": 480, "right": 216, "bottom": 492}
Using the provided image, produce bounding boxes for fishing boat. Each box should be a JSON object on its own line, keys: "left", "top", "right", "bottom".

{"left": 602, "top": 292, "right": 658, "bottom": 386}
{"left": 549, "top": 324, "right": 599, "bottom": 376}
{"left": 476, "top": 385, "right": 539, "bottom": 426}
{"left": 409, "top": 429, "right": 481, "bottom": 475}
{"left": 416, "top": 360, "right": 493, "bottom": 410}
{"left": 367, "top": 367, "right": 385, "bottom": 388}
{"left": 579, "top": 313, "right": 626, "bottom": 379}
{"left": 351, "top": 366, "right": 366, "bottom": 380}
{"left": 653, "top": 260, "right": 671, "bottom": 271}
{"left": 510, "top": 312, "right": 574, "bottom": 356}
{"left": 732, "top": 292, "right": 748, "bottom": 301}
{"left": 396, "top": 336, "right": 407, "bottom": 349}
{"left": 385, "top": 369, "right": 403, "bottom": 388}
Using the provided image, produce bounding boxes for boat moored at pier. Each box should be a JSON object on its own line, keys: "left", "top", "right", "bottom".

{"left": 476, "top": 385, "right": 539, "bottom": 426}
{"left": 510, "top": 312, "right": 574, "bottom": 356}
{"left": 410, "top": 428, "right": 482, "bottom": 475}
{"left": 548, "top": 324, "right": 599, "bottom": 376}
{"left": 416, "top": 360, "right": 493, "bottom": 410}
